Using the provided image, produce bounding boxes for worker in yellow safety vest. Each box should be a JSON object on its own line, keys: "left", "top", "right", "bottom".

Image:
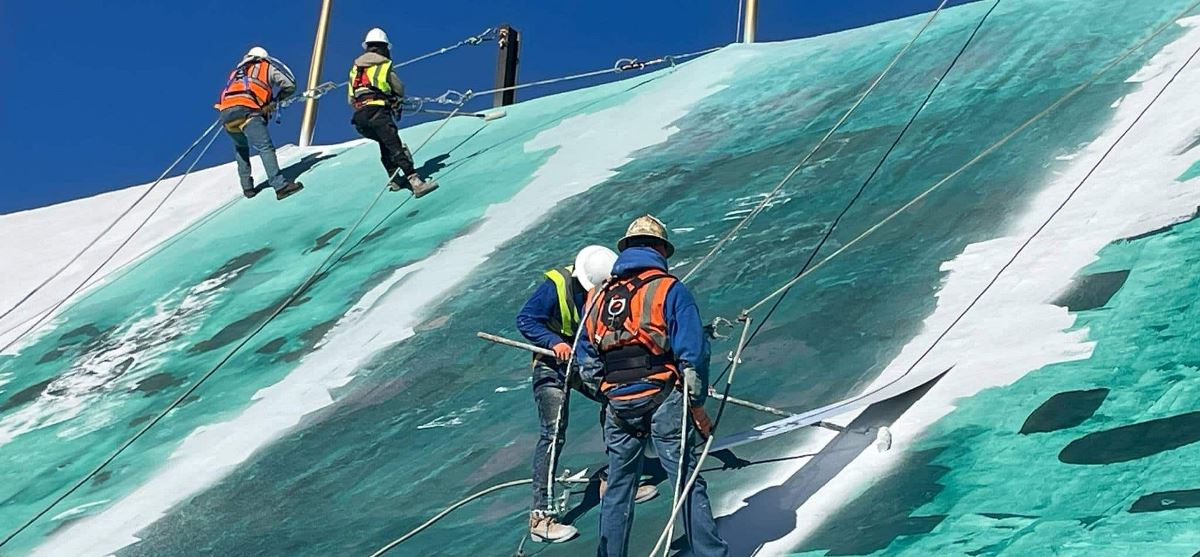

{"left": 348, "top": 28, "right": 437, "bottom": 198}
{"left": 516, "top": 245, "right": 658, "bottom": 544}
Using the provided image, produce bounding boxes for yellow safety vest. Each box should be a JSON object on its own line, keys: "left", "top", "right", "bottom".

{"left": 348, "top": 60, "right": 393, "bottom": 107}
{"left": 544, "top": 266, "right": 580, "bottom": 338}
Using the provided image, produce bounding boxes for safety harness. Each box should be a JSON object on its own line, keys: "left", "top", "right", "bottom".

{"left": 349, "top": 60, "right": 396, "bottom": 110}
{"left": 215, "top": 59, "right": 273, "bottom": 113}
{"left": 585, "top": 268, "right": 680, "bottom": 438}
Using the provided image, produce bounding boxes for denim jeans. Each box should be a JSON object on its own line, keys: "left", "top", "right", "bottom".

{"left": 220, "top": 106, "right": 285, "bottom": 191}
{"left": 598, "top": 390, "right": 728, "bottom": 557}
{"left": 531, "top": 357, "right": 569, "bottom": 512}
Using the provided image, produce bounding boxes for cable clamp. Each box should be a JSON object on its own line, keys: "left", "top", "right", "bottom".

{"left": 705, "top": 316, "right": 734, "bottom": 340}
{"left": 614, "top": 58, "right": 645, "bottom": 72}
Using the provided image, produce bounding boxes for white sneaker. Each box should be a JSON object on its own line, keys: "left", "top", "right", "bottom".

{"left": 529, "top": 512, "right": 578, "bottom": 544}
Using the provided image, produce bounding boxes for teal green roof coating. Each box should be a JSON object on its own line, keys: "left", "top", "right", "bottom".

{"left": 1, "top": 1, "right": 1200, "bottom": 555}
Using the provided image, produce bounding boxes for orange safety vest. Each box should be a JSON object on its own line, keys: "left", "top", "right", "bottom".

{"left": 584, "top": 268, "right": 678, "bottom": 401}
{"left": 215, "top": 60, "right": 273, "bottom": 111}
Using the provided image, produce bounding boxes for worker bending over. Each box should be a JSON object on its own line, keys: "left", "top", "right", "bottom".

{"left": 214, "top": 47, "right": 303, "bottom": 200}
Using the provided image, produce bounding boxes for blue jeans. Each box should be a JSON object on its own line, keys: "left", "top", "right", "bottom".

{"left": 532, "top": 357, "right": 569, "bottom": 512}
{"left": 220, "top": 106, "right": 285, "bottom": 191}
{"left": 598, "top": 390, "right": 728, "bottom": 557}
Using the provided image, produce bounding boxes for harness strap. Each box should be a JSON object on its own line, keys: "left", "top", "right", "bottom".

{"left": 607, "top": 375, "right": 677, "bottom": 440}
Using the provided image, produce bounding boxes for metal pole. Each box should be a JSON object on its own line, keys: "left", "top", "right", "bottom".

{"left": 475, "top": 330, "right": 849, "bottom": 433}
{"left": 742, "top": 0, "right": 759, "bottom": 44}
{"left": 493, "top": 25, "right": 520, "bottom": 108}
{"left": 299, "top": 0, "right": 333, "bottom": 147}
{"left": 476, "top": 331, "right": 556, "bottom": 358}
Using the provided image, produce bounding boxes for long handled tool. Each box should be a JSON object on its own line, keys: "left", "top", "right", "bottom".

{"left": 475, "top": 331, "right": 862, "bottom": 436}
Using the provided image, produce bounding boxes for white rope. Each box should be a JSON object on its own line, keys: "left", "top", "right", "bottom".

{"left": 349, "top": 0, "right": 1200, "bottom": 553}
{"left": 0, "top": 121, "right": 223, "bottom": 354}
{"left": 0, "top": 119, "right": 221, "bottom": 330}
{"left": 484, "top": 47, "right": 717, "bottom": 98}
{"left": 542, "top": 294, "right": 600, "bottom": 513}
{"left": 369, "top": 479, "right": 533, "bottom": 557}
{"left": 681, "top": 0, "right": 950, "bottom": 283}
{"left": 742, "top": 0, "right": 1200, "bottom": 317}
{"left": 661, "top": 384, "right": 691, "bottom": 556}
{"left": 652, "top": 2, "right": 1200, "bottom": 554}
{"left": 282, "top": 28, "right": 498, "bottom": 108}
{"left": 0, "top": 109, "right": 468, "bottom": 549}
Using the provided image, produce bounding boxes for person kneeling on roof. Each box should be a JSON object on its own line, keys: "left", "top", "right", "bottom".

{"left": 348, "top": 28, "right": 438, "bottom": 198}
{"left": 214, "top": 47, "right": 303, "bottom": 200}
{"left": 517, "top": 246, "right": 659, "bottom": 544}
{"left": 582, "top": 215, "right": 729, "bottom": 557}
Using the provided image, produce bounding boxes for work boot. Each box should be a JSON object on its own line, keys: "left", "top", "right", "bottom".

{"left": 275, "top": 181, "right": 304, "bottom": 201}
{"left": 529, "top": 511, "right": 578, "bottom": 544}
{"left": 242, "top": 188, "right": 258, "bottom": 199}
{"left": 406, "top": 173, "right": 439, "bottom": 198}
{"left": 598, "top": 478, "right": 659, "bottom": 504}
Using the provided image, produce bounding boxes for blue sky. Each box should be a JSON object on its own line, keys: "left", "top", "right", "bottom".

{"left": 0, "top": 0, "right": 977, "bottom": 214}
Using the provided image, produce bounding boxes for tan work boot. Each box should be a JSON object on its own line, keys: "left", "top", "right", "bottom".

{"left": 598, "top": 478, "right": 659, "bottom": 504}
{"left": 406, "top": 173, "right": 439, "bottom": 198}
{"left": 529, "top": 511, "right": 578, "bottom": 544}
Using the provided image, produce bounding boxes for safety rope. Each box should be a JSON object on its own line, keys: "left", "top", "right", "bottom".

{"left": 680, "top": 1, "right": 951, "bottom": 283}
{"left": 0, "top": 122, "right": 223, "bottom": 355}
{"left": 0, "top": 120, "right": 220, "bottom": 333}
{"left": 711, "top": 0, "right": 1000, "bottom": 385}
{"left": 370, "top": 479, "right": 532, "bottom": 557}
{"left": 365, "top": 48, "right": 704, "bottom": 554}
{"left": 361, "top": 0, "right": 1200, "bottom": 552}
{"left": 279, "top": 28, "right": 498, "bottom": 109}
{"left": 0, "top": 28, "right": 500, "bottom": 353}
{"left": 0, "top": 107, "right": 465, "bottom": 549}
{"left": 354, "top": 1, "right": 1199, "bottom": 551}
{"left": 384, "top": 47, "right": 720, "bottom": 115}
{"left": 650, "top": 2, "right": 1200, "bottom": 554}
{"left": 741, "top": 0, "right": 1200, "bottom": 318}
{"left": 0, "top": 194, "right": 244, "bottom": 343}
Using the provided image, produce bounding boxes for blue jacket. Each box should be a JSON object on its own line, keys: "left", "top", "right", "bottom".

{"left": 517, "top": 274, "right": 586, "bottom": 352}
{"left": 576, "top": 247, "right": 711, "bottom": 400}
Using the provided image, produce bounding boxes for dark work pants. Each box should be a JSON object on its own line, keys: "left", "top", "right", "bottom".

{"left": 351, "top": 105, "right": 416, "bottom": 180}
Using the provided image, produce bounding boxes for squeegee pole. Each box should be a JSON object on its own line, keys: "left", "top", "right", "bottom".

{"left": 477, "top": 331, "right": 556, "bottom": 358}
{"left": 475, "top": 331, "right": 848, "bottom": 433}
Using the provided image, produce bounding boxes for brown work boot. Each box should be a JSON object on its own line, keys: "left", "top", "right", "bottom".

{"left": 598, "top": 478, "right": 659, "bottom": 503}
{"left": 274, "top": 181, "right": 304, "bottom": 200}
{"left": 406, "top": 173, "right": 439, "bottom": 198}
{"left": 529, "top": 511, "right": 578, "bottom": 544}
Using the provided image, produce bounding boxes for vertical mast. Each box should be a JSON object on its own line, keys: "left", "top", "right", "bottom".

{"left": 299, "top": 0, "right": 333, "bottom": 147}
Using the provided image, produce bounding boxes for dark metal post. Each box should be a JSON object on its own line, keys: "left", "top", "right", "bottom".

{"left": 493, "top": 24, "right": 520, "bottom": 108}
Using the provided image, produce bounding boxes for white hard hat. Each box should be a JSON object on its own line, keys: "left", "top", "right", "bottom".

{"left": 246, "top": 46, "right": 269, "bottom": 59}
{"left": 363, "top": 28, "right": 390, "bottom": 49}
{"left": 572, "top": 245, "right": 618, "bottom": 291}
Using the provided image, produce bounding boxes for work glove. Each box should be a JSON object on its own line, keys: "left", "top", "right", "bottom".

{"left": 690, "top": 406, "right": 713, "bottom": 440}
{"left": 681, "top": 364, "right": 703, "bottom": 405}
